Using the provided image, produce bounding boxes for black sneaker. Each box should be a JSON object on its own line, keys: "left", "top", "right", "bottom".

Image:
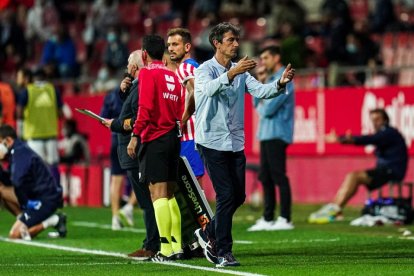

{"left": 204, "top": 240, "right": 218, "bottom": 264}
{"left": 216, "top": 252, "right": 240, "bottom": 267}
{"left": 194, "top": 228, "right": 208, "bottom": 248}
{"left": 150, "top": 251, "right": 171, "bottom": 262}
{"left": 169, "top": 250, "right": 185, "bottom": 260}
{"left": 194, "top": 228, "right": 218, "bottom": 264}
{"left": 55, "top": 213, "right": 67, "bottom": 238}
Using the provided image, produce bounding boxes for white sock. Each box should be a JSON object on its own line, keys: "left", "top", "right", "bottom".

{"left": 41, "top": 214, "right": 59, "bottom": 228}
{"left": 122, "top": 203, "right": 133, "bottom": 213}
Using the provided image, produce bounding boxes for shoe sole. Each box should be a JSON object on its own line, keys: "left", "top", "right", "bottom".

{"left": 216, "top": 262, "right": 241, "bottom": 267}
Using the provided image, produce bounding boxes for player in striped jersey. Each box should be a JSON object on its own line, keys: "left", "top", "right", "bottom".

{"left": 167, "top": 28, "right": 205, "bottom": 182}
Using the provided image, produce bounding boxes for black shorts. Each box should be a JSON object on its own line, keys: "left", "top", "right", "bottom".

{"left": 138, "top": 129, "right": 180, "bottom": 185}
{"left": 19, "top": 198, "right": 61, "bottom": 228}
{"left": 366, "top": 167, "right": 396, "bottom": 191}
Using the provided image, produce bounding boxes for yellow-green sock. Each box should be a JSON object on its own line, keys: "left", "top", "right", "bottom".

{"left": 153, "top": 198, "right": 173, "bottom": 256}
{"left": 168, "top": 197, "right": 182, "bottom": 253}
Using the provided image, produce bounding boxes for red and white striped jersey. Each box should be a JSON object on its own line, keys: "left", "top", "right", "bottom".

{"left": 175, "top": 58, "right": 199, "bottom": 142}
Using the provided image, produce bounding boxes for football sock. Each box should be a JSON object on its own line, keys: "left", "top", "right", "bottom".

{"left": 168, "top": 197, "right": 182, "bottom": 253}
{"left": 153, "top": 198, "right": 173, "bottom": 256}
{"left": 41, "top": 214, "right": 59, "bottom": 228}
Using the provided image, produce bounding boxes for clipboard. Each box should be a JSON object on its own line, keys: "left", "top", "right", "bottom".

{"left": 75, "top": 108, "right": 105, "bottom": 122}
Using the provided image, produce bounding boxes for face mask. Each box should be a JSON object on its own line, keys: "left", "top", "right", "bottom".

{"left": 346, "top": 43, "right": 357, "bottom": 54}
{"left": 0, "top": 143, "right": 8, "bottom": 159}
{"left": 98, "top": 68, "right": 109, "bottom": 80}
{"left": 107, "top": 32, "right": 117, "bottom": 43}
{"left": 50, "top": 35, "right": 58, "bottom": 43}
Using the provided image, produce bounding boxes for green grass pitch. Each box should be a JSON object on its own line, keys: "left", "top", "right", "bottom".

{"left": 0, "top": 204, "right": 413, "bottom": 275}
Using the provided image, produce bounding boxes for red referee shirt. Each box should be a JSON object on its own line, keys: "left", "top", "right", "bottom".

{"left": 133, "top": 61, "right": 182, "bottom": 143}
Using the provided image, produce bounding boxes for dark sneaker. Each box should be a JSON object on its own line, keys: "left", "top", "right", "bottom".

{"left": 216, "top": 252, "right": 240, "bottom": 267}
{"left": 194, "top": 228, "right": 208, "bottom": 248}
{"left": 194, "top": 228, "right": 218, "bottom": 264}
{"left": 55, "top": 213, "right": 67, "bottom": 238}
{"left": 204, "top": 240, "right": 218, "bottom": 264}
{"left": 150, "top": 251, "right": 171, "bottom": 262}
{"left": 169, "top": 250, "right": 185, "bottom": 260}
{"left": 128, "top": 248, "right": 155, "bottom": 260}
{"left": 190, "top": 246, "right": 205, "bottom": 258}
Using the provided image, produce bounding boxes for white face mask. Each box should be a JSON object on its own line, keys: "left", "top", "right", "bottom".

{"left": 0, "top": 143, "right": 8, "bottom": 159}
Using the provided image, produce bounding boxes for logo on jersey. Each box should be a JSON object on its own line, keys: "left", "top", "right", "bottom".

{"left": 163, "top": 74, "right": 179, "bottom": 102}
{"left": 165, "top": 75, "right": 176, "bottom": 91}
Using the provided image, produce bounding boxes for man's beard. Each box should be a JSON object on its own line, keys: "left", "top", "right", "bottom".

{"left": 171, "top": 52, "right": 185, "bottom": 62}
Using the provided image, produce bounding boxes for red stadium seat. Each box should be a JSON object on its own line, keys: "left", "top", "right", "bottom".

{"left": 118, "top": 3, "right": 141, "bottom": 27}
{"left": 305, "top": 36, "right": 324, "bottom": 55}
{"left": 147, "top": 1, "right": 171, "bottom": 18}
{"left": 243, "top": 18, "right": 267, "bottom": 42}
{"left": 75, "top": 38, "right": 87, "bottom": 63}
{"left": 127, "top": 38, "right": 141, "bottom": 52}
{"left": 349, "top": 0, "right": 369, "bottom": 21}
{"left": 156, "top": 19, "right": 181, "bottom": 38}
{"left": 381, "top": 33, "right": 395, "bottom": 68}
{"left": 394, "top": 33, "right": 410, "bottom": 66}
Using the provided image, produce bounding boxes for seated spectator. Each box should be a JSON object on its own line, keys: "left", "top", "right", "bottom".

{"left": 0, "top": 7, "right": 27, "bottom": 72}
{"left": 40, "top": 22, "right": 78, "bottom": 79}
{"left": 25, "top": 0, "right": 59, "bottom": 42}
{"left": 92, "top": 65, "right": 119, "bottom": 93}
{"left": 102, "top": 26, "right": 128, "bottom": 74}
{"left": 59, "top": 119, "right": 90, "bottom": 165}
{"left": 308, "top": 109, "right": 408, "bottom": 224}
{"left": 368, "top": 0, "right": 396, "bottom": 33}
{"left": 0, "top": 125, "right": 66, "bottom": 240}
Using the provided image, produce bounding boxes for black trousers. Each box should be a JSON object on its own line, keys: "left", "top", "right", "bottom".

{"left": 127, "top": 168, "right": 159, "bottom": 252}
{"left": 198, "top": 145, "right": 246, "bottom": 257}
{"left": 259, "top": 139, "right": 292, "bottom": 222}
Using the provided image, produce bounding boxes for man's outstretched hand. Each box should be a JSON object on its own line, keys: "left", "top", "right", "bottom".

{"left": 279, "top": 63, "right": 296, "bottom": 85}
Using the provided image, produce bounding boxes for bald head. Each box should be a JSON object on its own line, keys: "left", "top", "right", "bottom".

{"left": 126, "top": 50, "right": 144, "bottom": 77}
{"left": 129, "top": 50, "right": 144, "bottom": 68}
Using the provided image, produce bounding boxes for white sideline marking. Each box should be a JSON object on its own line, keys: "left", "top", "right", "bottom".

{"left": 71, "top": 221, "right": 146, "bottom": 233}
{"left": 71, "top": 222, "right": 340, "bottom": 245}
{"left": 2, "top": 262, "right": 135, "bottom": 267}
{"left": 0, "top": 237, "right": 265, "bottom": 276}
{"left": 235, "top": 238, "right": 339, "bottom": 244}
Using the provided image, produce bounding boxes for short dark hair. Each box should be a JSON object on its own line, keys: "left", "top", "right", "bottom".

{"left": 167, "top": 28, "right": 192, "bottom": 44}
{"left": 370, "top": 108, "right": 390, "bottom": 125}
{"left": 209, "top": 22, "right": 240, "bottom": 49}
{"left": 18, "top": 67, "right": 33, "bottom": 82}
{"left": 260, "top": 45, "right": 281, "bottom": 56}
{"left": 33, "top": 67, "right": 46, "bottom": 80}
{"left": 142, "top": 35, "right": 165, "bottom": 60}
{"left": 0, "top": 125, "right": 17, "bottom": 139}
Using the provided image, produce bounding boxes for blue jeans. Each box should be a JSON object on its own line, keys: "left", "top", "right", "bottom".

{"left": 197, "top": 145, "right": 246, "bottom": 257}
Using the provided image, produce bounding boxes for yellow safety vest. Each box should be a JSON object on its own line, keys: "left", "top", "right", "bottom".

{"left": 23, "top": 82, "right": 59, "bottom": 140}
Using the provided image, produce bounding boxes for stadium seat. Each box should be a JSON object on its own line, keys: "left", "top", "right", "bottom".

{"left": 305, "top": 36, "right": 324, "bottom": 55}
{"left": 147, "top": 1, "right": 171, "bottom": 18}
{"left": 381, "top": 33, "right": 395, "bottom": 68}
{"left": 394, "top": 33, "right": 409, "bottom": 67}
{"left": 348, "top": 0, "right": 369, "bottom": 22}
{"left": 156, "top": 19, "right": 182, "bottom": 38}
{"left": 243, "top": 18, "right": 267, "bottom": 42}
{"left": 118, "top": 3, "right": 141, "bottom": 27}
{"left": 127, "top": 38, "right": 141, "bottom": 52}
{"left": 75, "top": 38, "right": 87, "bottom": 63}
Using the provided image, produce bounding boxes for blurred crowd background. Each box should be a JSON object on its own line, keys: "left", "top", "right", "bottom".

{"left": 1, "top": 0, "right": 414, "bottom": 97}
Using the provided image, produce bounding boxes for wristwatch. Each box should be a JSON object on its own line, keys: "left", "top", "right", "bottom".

{"left": 131, "top": 132, "right": 139, "bottom": 138}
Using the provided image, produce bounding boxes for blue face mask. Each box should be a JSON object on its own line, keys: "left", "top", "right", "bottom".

{"left": 346, "top": 43, "right": 357, "bottom": 54}
{"left": 50, "top": 35, "right": 58, "bottom": 43}
{"left": 107, "top": 32, "right": 117, "bottom": 42}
